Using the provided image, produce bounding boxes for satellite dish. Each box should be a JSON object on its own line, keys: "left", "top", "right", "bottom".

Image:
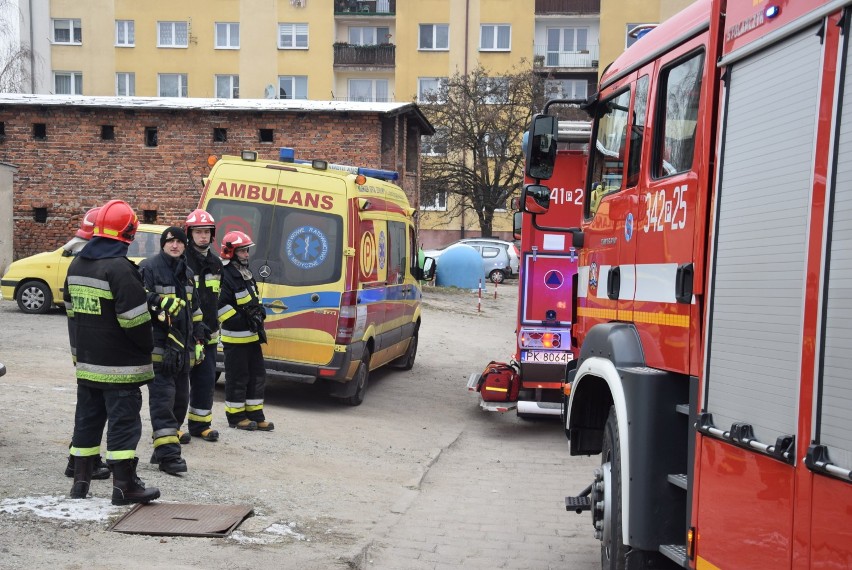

{"left": 265, "top": 84, "right": 276, "bottom": 99}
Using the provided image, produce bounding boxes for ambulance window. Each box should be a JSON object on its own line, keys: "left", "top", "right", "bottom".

{"left": 388, "top": 221, "right": 406, "bottom": 284}
{"left": 653, "top": 50, "right": 703, "bottom": 178}
{"left": 275, "top": 209, "right": 342, "bottom": 286}
{"left": 205, "top": 199, "right": 268, "bottom": 260}
{"left": 586, "top": 89, "right": 631, "bottom": 218}
{"left": 626, "top": 75, "right": 649, "bottom": 188}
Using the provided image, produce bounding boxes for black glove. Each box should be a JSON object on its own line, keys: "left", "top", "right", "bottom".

{"left": 193, "top": 322, "right": 211, "bottom": 344}
{"left": 161, "top": 345, "right": 184, "bottom": 376}
{"left": 246, "top": 304, "right": 266, "bottom": 322}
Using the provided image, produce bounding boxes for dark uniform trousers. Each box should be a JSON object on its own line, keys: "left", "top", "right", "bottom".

{"left": 187, "top": 343, "right": 218, "bottom": 434}
{"left": 224, "top": 342, "right": 267, "bottom": 424}
{"left": 149, "top": 362, "right": 190, "bottom": 461}
{"left": 73, "top": 385, "right": 143, "bottom": 458}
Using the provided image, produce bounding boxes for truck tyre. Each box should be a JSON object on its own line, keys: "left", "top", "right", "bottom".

{"left": 17, "top": 280, "right": 52, "bottom": 314}
{"left": 343, "top": 350, "right": 370, "bottom": 406}
{"left": 393, "top": 326, "right": 418, "bottom": 370}
{"left": 489, "top": 269, "right": 506, "bottom": 284}
{"left": 598, "top": 406, "right": 628, "bottom": 570}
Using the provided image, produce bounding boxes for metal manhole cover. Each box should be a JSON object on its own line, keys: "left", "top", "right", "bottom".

{"left": 109, "top": 503, "right": 253, "bottom": 537}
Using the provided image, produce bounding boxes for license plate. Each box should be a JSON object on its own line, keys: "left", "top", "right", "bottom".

{"left": 521, "top": 350, "right": 572, "bottom": 364}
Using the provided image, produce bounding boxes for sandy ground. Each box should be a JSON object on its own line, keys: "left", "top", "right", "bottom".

{"left": 0, "top": 281, "right": 542, "bottom": 569}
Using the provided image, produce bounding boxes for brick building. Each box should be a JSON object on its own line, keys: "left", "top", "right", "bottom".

{"left": 0, "top": 94, "right": 432, "bottom": 260}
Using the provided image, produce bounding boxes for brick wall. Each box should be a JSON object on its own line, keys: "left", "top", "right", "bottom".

{"left": 0, "top": 105, "right": 417, "bottom": 259}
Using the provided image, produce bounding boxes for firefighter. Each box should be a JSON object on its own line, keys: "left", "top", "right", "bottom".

{"left": 182, "top": 209, "right": 223, "bottom": 442}
{"left": 218, "top": 230, "right": 274, "bottom": 432}
{"left": 64, "top": 199, "right": 160, "bottom": 505}
{"left": 62, "top": 207, "right": 112, "bottom": 482}
{"left": 139, "top": 226, "right": 205, "bottom": 475}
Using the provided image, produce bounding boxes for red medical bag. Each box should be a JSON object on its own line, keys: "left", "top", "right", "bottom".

{"left": 476, "top": 361, "right": 520, "bottom": 402}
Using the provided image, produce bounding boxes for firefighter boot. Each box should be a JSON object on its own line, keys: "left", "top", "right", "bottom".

{"left": 69, "top": 455, "right": 96, "bottom": 499}
{"left": 111, "top": 458, "right": 161, "bottom": 506}
{"left": 65, "top": 454, "right": 111, "bottom": 480}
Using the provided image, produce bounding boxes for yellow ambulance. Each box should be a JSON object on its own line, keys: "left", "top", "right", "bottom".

{"left": 199, "top": 149, "right": 434, "bottom": 405}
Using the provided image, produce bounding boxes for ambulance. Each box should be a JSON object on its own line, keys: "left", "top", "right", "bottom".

{"left": 199, "top": 149, "right": 434, "bottom": 405}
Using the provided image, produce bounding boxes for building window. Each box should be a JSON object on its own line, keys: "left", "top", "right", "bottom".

{"left": 116, "top": 20, "right": 134, "bottom": 46}
{"left": 33, "top": 207, "right": 48, "bottom": 223}
{"left": 158, "top": 73, "right": 188, "bottom": 97}
{"left": 480, "top": 24, "right": 511, "bottom": 51}
{"left": 143, "top": 209, "right": 158, "bottom": 223}
{"left": 158, "top": 21, "right": 189, "bottom": 48}
{"left": 349, "top": 79, "right": 388, "bottom": 102}
{"left": 349, "top": 26, "right": 390, "bottom": 45}
{"left": 420, "top": 191, "right": 447, "bottom": 211}
{"left": 145, "top": 127, "right": 158, "bottom": 147}
{"left": 278, "top": 23, "right": 308, "bottom": 49}
{"left": 213, "top": 128, "right": 228, "bottom": 143}
{"left": 417, "top": 77, "right": 446, "bottom": 103}
{"left": 33, "top": 123, "right": 47, "bottom": 141}
{"left": 215, "top": 22, "right": 239, "bottom": 49}
{"left": 421, "top": 131, "right": 447, "bottom": 156}
{"left": 278, "top": 76, "right": 308, "bottom": 100}
{"left": 116, "top": 72, "right": 135, "bottom": 96}
{"left": 259, "top": 128, "right": 274, "bottom": 143}
{"left": 54, "top": 72, "right": 83, "bottom": 95}
{"left": 216, "top": 75, "right": 239, "bottom": 98}
{"left": 546, "top": 27, "right": 588, "bottom": 66}
{"left": 52, "top": 19, "right": 82, "bottom": 44}
{"left": 483, "top": 133, "right": 506, "bottom": 158}
{"left": 545, "top": 78, "right": 587, "bottom": 100}
{"left": 0, "top": 122, "right": 5, "bottom": 143}
{"left": 478, "top": 76, "right": 508, "bottom": 104}
{"left": 419, "top": 24, "right": 448, "bottom": 50}
{"left": 101, "top": 125, "right": 115, "bottom": 140}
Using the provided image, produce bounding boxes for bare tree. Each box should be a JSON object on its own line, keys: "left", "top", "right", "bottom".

{"left": 0, "top": 0, "right": 32, "bottom": 93}
{"left": 418, "top": 64, "right": 549, "bottom": 237}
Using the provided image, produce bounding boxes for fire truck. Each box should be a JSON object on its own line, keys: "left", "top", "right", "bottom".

{"left": 521, "top": 0, "right": 852, "bottom": 568}
{"left": 467, "top": 119, "right": 588, "bottom": 415}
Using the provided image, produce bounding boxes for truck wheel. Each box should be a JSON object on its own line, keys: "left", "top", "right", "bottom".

{"left": 597, "top": 407, "right": 628, "bottom": 569}
{"left": 343, "top": 350, "right": 370, "bottom": 406}
{"left": 17, "top": 280, "right": 52, "bottom": 314}
{"left": 393, "top": 326, "right": 418, "bottom": 370}
{"left": 489, "top": 269, "right": 505, "bottom": 284}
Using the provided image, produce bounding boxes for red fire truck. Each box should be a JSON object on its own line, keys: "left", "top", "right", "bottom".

{"left": 467, "top": 119, "right": 588, "bottom": 415}
{"left": 522, "top": 0, "right": 852, "bottom": 568}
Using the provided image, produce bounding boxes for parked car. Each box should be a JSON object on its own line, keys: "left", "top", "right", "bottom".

{"left": 425, "top": 238, "right": 520, "bottom": 284}
{"left": 0, "top": 223, "right": 167, "bottom": 314}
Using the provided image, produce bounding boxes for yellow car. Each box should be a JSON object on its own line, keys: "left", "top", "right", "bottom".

{"left": 0, "top": 224, "right": 167, "bottom": 314}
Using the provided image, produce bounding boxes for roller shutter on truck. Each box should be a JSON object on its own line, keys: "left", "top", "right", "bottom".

{"left": 705, "top": 26, "right": 822, "bottom": 446}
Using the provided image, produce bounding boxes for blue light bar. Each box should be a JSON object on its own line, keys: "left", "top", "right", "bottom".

{"left": 291, "top": 157, "right": 400, "bottom": 181}
{"left": 278, "top": 147, "right": 295, "bottom": 162}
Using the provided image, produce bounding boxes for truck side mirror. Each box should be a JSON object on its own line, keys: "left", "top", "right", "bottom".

{"left": 510, "top": 196, "right": 520, "bottom": 211}
{"left": 512, "top": 212, "right": 522, "bottom": 240}
{"left": 524, "top": 114, "right": 558, "bottom": 181}
{"left": 522, "top": 183, "right": 550, "bottom": 215}
{"left": 420, "top": 257, "right": 436, "bottom": 281}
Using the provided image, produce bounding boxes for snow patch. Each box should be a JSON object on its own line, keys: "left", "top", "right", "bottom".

{"left": 0, "top": 495, "right": 121, "bottom": 521}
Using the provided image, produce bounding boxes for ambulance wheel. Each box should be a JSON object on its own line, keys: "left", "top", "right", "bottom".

{"left": 393, "top": 326, "right": 419, "bottom": 370}
{"left": 598, "top": 407, "right": 628, "bottom": 570}
{"left": 489, "top": 269, "right": 506, "bottom": 284}
{"left": 343, "top": 350, "right": 370, "bottom": 406}
{"left": 17, "top": 280, "right": 52, "bottom": 314}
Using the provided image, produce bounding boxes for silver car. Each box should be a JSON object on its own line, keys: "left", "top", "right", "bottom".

{"left": 425, "top": 238, "right": 520, "bottom": 284}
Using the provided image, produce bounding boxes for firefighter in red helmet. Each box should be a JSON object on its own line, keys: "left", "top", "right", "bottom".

{"left": 218, "top": 230, "right": 274, "bottom": 431}
{"left": 182, "top": 209, "right": 223, "bottom": 442}
{"left": 64, "top": 200, "right": 160, "bottom": 505}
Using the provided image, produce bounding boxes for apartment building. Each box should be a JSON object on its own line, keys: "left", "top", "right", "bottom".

{"left": 10, "top": 0, "right": 689, "bottom": 245}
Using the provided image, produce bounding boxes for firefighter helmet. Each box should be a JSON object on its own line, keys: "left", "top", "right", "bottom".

{"left": 93, "top": 200, "right": 138, "bottom": 244}
{"left": 75, "top": 207, "right": 101, "bottom": 240}
{"left": 220, "top": 230, "right": 254, "bottom": 260}
{"left": 185, "top": 209, "right": 216, "bottom": 240}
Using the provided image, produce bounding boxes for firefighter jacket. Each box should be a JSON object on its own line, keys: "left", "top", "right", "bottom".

{"left": 218, "top": 261, "right": 265, "bottom": 345}
{"left": 185, "top": 245, "right": 223, "bottom": 346}
{"left": 63, "top": 237, "right": 154, "bottom": 388}
{"left": 138, "top": 251, "right": 204, "bottom": 367}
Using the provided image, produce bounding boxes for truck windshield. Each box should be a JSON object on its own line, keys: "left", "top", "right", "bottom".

{"left": 207, "top": 198, "right": 343, "bottom": 287}
{"left": 586, "top": 89, "right": 631, "bottom": 218}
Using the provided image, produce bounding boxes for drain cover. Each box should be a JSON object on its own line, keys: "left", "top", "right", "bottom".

{"left": 110, "top": 503, "right": 253, "bottom": 537}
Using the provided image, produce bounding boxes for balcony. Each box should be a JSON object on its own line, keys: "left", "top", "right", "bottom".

{"left": 535, "top": 0, "right": 600, "bottom": 15}
{"left": 533, "top": 44, "right": 599, "bottom": 69}
{"left": 334, "top": 43, "right": 395, "bottom": 67}
{"left": 334, "top": 0, "right": 396, "bottom": 16}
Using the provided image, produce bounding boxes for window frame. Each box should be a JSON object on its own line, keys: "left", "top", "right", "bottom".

{"left": 215, "top": 74, "right": 240, "bottom": 99}
{"left": 480, "top": 24, "right": 511, "bottom": 51}
{"left": 544, "top": 78, "right": 588, "bottom": 100}
{"left": 420, "top": 191, "right": 447, "bottom": 211}
{"left": 158, "top": 73, "right": 188, "bottom": 97}
{"left": 420, "top": 130, "right": 447, "bottom": 156}
{"left": 115, "top": 20, "right": 135, "bottom": 47}
{"left": 419, "top": 24, "right": 449, "bottom": 51}
{"left": 278, "top": 75, "right": 308, "bottom": 100}
{"left": 348, "top": 79, "right": 389, "bottom": 102}
{"left": 53, "top": 71, "right": 83, "bottom": 95}
{"left": 116, "top": 72, "right": 135, "bottom": 96}
{"left": 157, "top": 21, "right": 189, "bottom": 48}
{"left": 278, "top": 23, "right": 309, "bottom": 49}
{"left": 215, "top": 22, "right": 240, "bottom": 49}
{"left": 52, "top": 19, "right": 82, "bottom": 45}
{"left": 585, "top": 87, "right": 632, "bottom": 219}
{"left": 417, "top": 77, "right": 446, "bottom": 103}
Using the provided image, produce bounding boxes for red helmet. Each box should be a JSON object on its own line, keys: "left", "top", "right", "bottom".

{"left": 75, "top": 207, "right": 101, "bottom": 240}
{"left": 93, "top": 200, "right": 138, "bottom": 244}
{"left": 185, "top": 209, "right": 216, "bottom": 239}
{"left": 220, "top": 230, "right": 254, "bottom": 259}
